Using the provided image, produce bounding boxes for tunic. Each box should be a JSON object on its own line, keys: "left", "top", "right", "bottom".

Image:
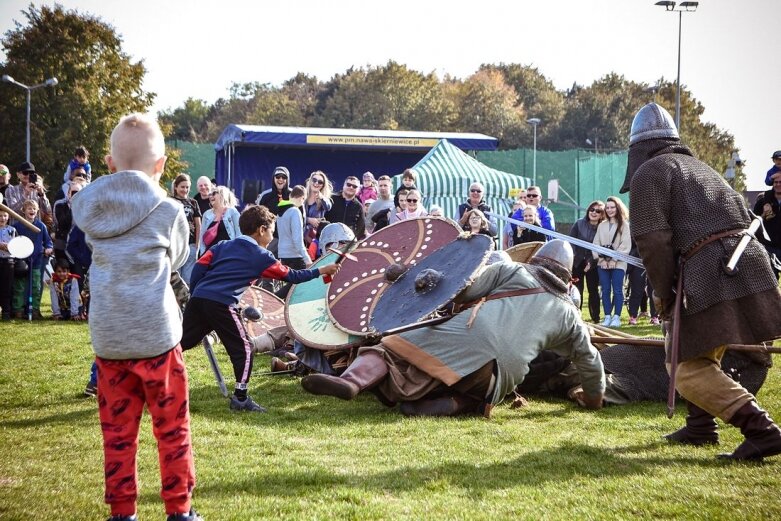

{"left": 381, "top": 261, "right": 605, "bottom": 404}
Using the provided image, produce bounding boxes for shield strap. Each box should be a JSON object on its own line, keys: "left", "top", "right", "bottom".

{"left": 462, "top": 287, "right": 548, "bottom": 328}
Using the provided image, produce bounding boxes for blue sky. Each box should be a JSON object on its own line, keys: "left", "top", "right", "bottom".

{"left": 1, "top": 0, "right": 778, "bottom": 190}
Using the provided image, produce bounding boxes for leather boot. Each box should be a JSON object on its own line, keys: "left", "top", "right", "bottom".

{"left": 664, "top": 402, "right": 719, "bottom": 446}
{"left": 717, "top": 401, "right": 781, "bottom": 461}
{"left": 399, "top": 395, "right": 481, "bottom": 417}
{"left": 301, "top": 351, "right": 388, "bottom": 400}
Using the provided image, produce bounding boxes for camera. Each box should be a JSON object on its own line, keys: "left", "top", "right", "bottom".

{"left": 29, "top": 172, "right": 38, "bottom": 184}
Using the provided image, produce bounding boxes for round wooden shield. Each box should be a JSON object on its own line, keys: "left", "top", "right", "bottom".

{"left": 285, "top": 252, "right": 364, "bottom": 351}
{"left": 506, "top": 241, "right": 545, "bottom": 263}
{"left": 370, "top": 233, "right": 493, "bottom": 333}
{"left": 238, "top": 286, "right": 286, "bottom": 337}
{"left": 326, "top": 217, "right": 461, "bottom": 335}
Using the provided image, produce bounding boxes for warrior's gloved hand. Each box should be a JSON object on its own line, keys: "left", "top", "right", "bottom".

{"left": 652, "top": 291, "right": 672, "bottom": 321}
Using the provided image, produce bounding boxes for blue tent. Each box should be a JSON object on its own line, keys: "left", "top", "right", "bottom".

{"left": 213, "top": 125, "right": 498, "bottom": 204}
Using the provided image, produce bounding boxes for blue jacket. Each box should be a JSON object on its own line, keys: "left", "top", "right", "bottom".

{"left": 198, "top": 207, "right": 241, "bottom": 256}
{"left": 510, "top": 206, "right": 555, "bottom": 239}
{"left": 190, "top": 235, "right": 320, "bottom": 306}
{"left": 13, "top": 218, "right": 52, "bottom": 268}
{"left": 765, "top": 165, "right": 780, "bottom": 186}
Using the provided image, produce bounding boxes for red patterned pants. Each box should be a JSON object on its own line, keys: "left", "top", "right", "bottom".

{"left": 96, "top": 346, "right": 196, "bottom": 516}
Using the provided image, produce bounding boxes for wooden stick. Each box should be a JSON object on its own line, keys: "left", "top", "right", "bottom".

{"left": 591, "top": 335, "right": 781, "bottom": 354}
{"left": 590, "top": 323, "right": 637, "bottom": 339}
{"left": 0, "top": 202, "right": 40, "bottom": 233}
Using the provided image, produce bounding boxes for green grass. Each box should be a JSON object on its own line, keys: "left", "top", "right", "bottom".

{"left": 1, "top": 293, "right": 780, "bottom": 520}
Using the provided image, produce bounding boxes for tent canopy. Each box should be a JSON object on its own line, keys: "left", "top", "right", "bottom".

{"left": 214, "top": 125, "right": 498, "bottom": 152}
{"left": 399, "top": 139, "right": 531, "bottom": 225}
{"left": 213, "top": 125, "right": 498, "bottom": 204}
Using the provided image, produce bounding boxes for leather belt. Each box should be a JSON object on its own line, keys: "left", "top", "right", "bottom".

{"left": 463, "top": 287, "right": 547, "bottom": 328}
{"left": 682, "top": 228, "right": 745, "bottom": 261}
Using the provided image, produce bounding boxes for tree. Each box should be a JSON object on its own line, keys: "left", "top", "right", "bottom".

{"left": 159, "top": 98, "right": 210, "bottom": 143}
{"left": 447, "top": 69, "right": 526, "bottom": 148}
{"left": 480, "top": 63, "right": 566, "bottom": 149}
{"left": 0, "top": 4, "right": 154, "bottom": 186}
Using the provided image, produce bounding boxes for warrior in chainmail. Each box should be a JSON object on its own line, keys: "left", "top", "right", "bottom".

{"left": 622, "top": 103, "right": 781, "bottom": 461}
{"left": 299, "top": 240, "right": 606, "bottom": 417}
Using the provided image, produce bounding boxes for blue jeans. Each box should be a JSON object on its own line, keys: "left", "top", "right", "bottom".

{"left": 598, "top": 267, "right": 626, "bottom": 317}
{"left": 179, "top": 244, "right": 198, "bottom": 285}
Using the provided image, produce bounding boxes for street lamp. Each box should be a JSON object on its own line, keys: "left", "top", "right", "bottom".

{"left": 585, "top": 138, "right": 598, "bottom": 154}
{"left": 654, "top": 1, "right": 698, "bottom": 130}
{"left": 1, "top": 74, "right": 58, "bottom": 162}
{"left": 527, "top": 117, "right": 541, "bottom": 186}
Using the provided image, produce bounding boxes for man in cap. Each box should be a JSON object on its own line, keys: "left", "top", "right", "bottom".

{"left": 4, "top": 161, "right": 52, "bottom": 226}
{"left": 764, "top": 150, "right": 781, "bottom": 186}
{"left": 256, "top": 166, "right": 291, "bottom": 257}
{"left": 621, "top": 103, "right": 781, "bottom": 461}
{"left": 301, "top": 240, "right": 605, "bottom": 417}
{"left": 754, "top": 170, "right": 781, "bottom": 279}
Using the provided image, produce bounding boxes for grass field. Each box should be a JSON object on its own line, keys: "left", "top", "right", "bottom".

{"left": 1, "top": 294, "right": 780, "bottom": 520}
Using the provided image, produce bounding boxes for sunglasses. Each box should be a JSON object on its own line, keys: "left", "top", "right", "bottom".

{"left": 311, "top": 178, "right": 324, "bottom": 185}
{"left": 406, "top": 198, "right": 419, "bottom": 203}
{"left": 526, "top": 194, "right": 539, "bottom": 198}
{"left": 274, "top": 174, "right": 287, "bottom": 180}
{"left": 345, "top": 183, "right": 359, "bottom": 189}
{"left": 589, "top": 208, "right": 603, "bottom": 214}
{"left": 470, "top": 189, "right": 482, "bottom": 193}
{"left": 210, "top": 191, "right": 219, "bottom": 196}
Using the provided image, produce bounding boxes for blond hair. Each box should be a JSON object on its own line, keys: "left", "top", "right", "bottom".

{"left": 110, "top": 113, "right": 165, "bottom": 174}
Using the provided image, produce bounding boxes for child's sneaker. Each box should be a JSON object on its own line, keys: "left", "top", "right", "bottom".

{"left": 83, "top": 382, "right": 98, "bottom": 397}
{"left": 167, "top": 509, "right": 203, "bottom": 521}
{"left": 628, "top": 316, "right": 638, "bottom": 326}
{"left": 601, "top": 316, "right": 612, "bottom": 327}
{"left": 650, "top": 317, "right": 661, "bottom": 326}
{"left": 107, "top": 515, "right": 137, "bottom": 521}
{"left": 610, "top": 315, "right": 621, "bottom": 328}
{"left": 229, "top": 395, "right": 267, "bottom": 413}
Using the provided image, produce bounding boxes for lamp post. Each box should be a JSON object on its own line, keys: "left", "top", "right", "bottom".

{"left": 654, "top": 1, "right": 698, "bottom": 130}
{"left": 1, "top": 74, "right": 58, "bottom": 162}
{"left": 527, "top": 117, "right": 541, "bottom": 186}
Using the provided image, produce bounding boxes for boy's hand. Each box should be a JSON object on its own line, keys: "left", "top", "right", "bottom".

{"left": 318, "top": 263, "right": 341, "bottom": 277}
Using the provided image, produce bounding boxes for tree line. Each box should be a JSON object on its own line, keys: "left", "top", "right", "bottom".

{"left": 0, "top": 4, "right": 742, "bottom": 190}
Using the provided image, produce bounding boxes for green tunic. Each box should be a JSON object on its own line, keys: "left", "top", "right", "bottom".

{"left": 382, "top": 261, "right": 606, "bottom": 404}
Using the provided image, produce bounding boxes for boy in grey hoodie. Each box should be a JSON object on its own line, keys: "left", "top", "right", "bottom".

{"left": 72, "top": 114, "right": 201, "bottom": 521}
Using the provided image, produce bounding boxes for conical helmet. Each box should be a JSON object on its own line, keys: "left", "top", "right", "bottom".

{"left": 534, "top": 240, "right": 574, "bottom": 272}
{"left": 629, "top": 103, "right": 679, "bottom": 145}
{"left": 318, "top": 222, "right": 355, "bottom": 255}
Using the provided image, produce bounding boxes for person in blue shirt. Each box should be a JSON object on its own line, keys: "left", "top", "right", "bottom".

{"left": 764, "top": 150, "right": 781, "bottom": 186}
{"left": 12, "top": 199, "right": 52, "bottom": 319}
{"left": 180, "top": 204, "right": 339, "bottom": 412}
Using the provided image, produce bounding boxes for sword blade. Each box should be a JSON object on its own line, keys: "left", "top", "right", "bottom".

{"left": 203, "top": 334, "right": 229, "bottom": 398}
{"left": 489, "top": 212, "right": 645, "bottom": 268}
{"left": 725, "top": 218, "right": 761, "bottom": 271}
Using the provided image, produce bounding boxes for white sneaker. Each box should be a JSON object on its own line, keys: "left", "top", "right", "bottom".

{"left": 602, "top": 316, "right": 613, "bottom": 327}
{"left": 610, "top": 315, "right": 621, "bottom": 328}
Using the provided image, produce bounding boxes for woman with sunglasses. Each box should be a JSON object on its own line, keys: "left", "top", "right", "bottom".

{"left": 304, "top": 171, "right": 333, "bottom": 247}
{"left": 569, "top": 200, "right": 605, "bottom": 324}
{"left": 199, "top": 185, "right": 241, "bottom": 257}
{"left": 592, "top": 196, "right": 631, "bottom": 328}
{"left": 390, "top": 189, "right": 428, "bottom": 223}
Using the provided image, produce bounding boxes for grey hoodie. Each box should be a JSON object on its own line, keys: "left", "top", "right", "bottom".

{"left": 72, "top": 170, "right": 189, "bottom": 360}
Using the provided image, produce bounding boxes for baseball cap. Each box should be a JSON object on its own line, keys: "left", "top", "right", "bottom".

{"left": 17, "top": 161, "right": 36, "bottom": 173}
{"left": 772, "top": 151, "right": 781, "bottom": 160}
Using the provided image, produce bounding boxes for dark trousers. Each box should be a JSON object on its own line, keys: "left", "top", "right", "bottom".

{"left": 180, "top": 297, "right": 254, "bottom": 390}
{"left": 0, "top": 259, "right": 13, "bottom": 317}
{"left": 275, "top": 257, "right": 307, "bottom": 300}
{"left": 572, "top": 258, "right": 601, "bottom": 322}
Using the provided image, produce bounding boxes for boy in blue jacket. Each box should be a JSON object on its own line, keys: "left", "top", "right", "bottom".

{"left": 12, "top": 199, "right": 52, "bottom": 319}
{"left": 181, "top": 204, "right": 339, "bottom": 412}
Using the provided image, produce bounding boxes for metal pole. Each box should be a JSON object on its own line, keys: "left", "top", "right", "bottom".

{"left": 532, "top": 124, "right": 537, "bottom": 186}
{"left": 675, "top": 10, "right": 682, "bottom": 130}
{"left": 25, "top": 88, "right": 31, "bottom": 162}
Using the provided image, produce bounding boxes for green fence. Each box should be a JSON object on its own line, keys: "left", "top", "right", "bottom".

{"left": 478, "top": 148, "right": 629, "bottom": 227}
